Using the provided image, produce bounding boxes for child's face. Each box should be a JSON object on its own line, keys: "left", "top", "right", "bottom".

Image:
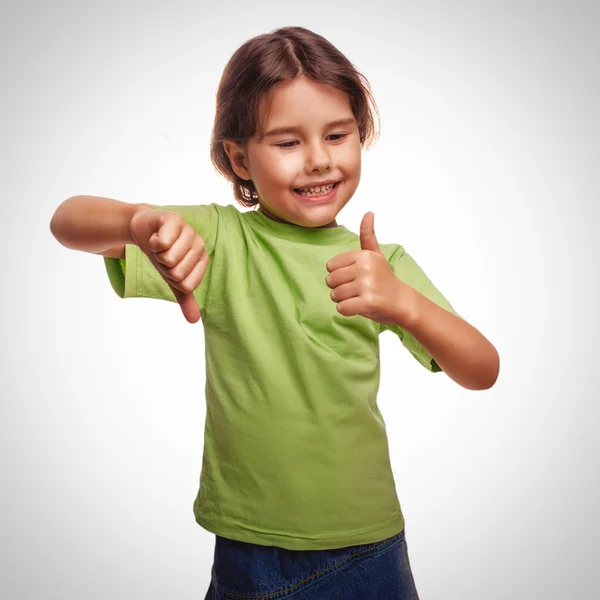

{"left": 225, "top": 76, "right": 362, "bottom": 228}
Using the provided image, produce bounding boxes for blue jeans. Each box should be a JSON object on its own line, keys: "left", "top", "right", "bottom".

{"left": 204, "top": 528, "right": 420, "bottom": 599}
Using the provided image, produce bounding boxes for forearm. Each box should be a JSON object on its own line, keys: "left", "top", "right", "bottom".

{"left": 400, "top": 289, "right": 500, "bottom": 390}
{"left": 50, "top": 195, "right": 153, "bottom": 254}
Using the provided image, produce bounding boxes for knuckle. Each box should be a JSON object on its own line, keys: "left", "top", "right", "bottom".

{"left": 360, "top": 261, "right": 372, "bottom": 274}
{"left": 160, "top": 253, "right": 176, "bottom": 268}
{"left": 168, "top": 265, "right": 184, "bottom": 282}
{"left": 182, "top": 279, "right": 195, "bottom": 294}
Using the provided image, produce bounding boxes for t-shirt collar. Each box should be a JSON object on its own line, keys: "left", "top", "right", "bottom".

{"left": 247, "top": 206, "right": 357, "bottom": 245}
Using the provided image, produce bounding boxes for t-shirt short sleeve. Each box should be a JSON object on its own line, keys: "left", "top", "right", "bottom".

{"left": 103, "top": 202, "right": 219, "bottom": 313}
{"left": 379, "top": 244, "right": 464, "bottom": 373}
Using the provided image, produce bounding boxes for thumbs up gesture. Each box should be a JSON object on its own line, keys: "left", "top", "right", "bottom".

{"left": 325, "top": 212, "right": 415, "bottom": 326}
{"left": 129, "top": 207, "right": 209, "bottom": 324}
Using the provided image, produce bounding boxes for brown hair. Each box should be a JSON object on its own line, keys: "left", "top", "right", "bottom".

{"left": 209, "top": 26, "right": 381, "bottom": 208}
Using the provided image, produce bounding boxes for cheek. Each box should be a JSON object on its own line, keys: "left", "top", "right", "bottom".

{"left": 349, "top": 156, "right": 361, "bottom": 176}
{"left": 249, "top": 148, "right": 295, "bottom": 186}
{"left": 340, "top": 143, "right": 361, "bottom": 170}
{"left": 267, "top": 156, "right": 303, "bottom": 186}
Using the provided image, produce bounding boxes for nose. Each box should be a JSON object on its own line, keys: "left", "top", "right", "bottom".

{"left": 305, "top": 140, "right": 332, "bottom": 173}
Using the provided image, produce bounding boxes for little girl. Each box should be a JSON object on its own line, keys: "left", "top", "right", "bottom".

{"left": 51, "top": 25, "right": 499, "bottom": 600}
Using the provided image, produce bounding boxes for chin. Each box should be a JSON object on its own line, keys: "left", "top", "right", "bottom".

{"left": 299, "top": 213, "right": 339, "bottom": 229}
{"left": 265, "top": 198, "right": 341, "bottom": 228}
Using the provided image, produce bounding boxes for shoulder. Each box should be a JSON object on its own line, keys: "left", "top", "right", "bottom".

{"left": 148, "top": 201, "right": 249, "bottom": 233}
{"left": 148, "top": 202, "right": 246, "bottom": 253}
{"left": 378, "top": 242, "right": 406, "bottom": 264}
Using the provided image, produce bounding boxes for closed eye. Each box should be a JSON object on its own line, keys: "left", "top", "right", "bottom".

{"left": 276, "top": 134, "right": 347, "bottom": 149}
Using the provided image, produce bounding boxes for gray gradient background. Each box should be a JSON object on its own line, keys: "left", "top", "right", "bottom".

{"left": 2, "top": 0, "right": 598, "bottom": 598}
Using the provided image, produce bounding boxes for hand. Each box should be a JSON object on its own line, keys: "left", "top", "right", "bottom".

{"left": 325, "top": 212, "right": 415, "bottom": 327}
{"left": 129, "top": 207, "right": 209, "bottom": 324}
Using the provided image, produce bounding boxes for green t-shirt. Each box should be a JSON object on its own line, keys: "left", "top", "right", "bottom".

{"left": 103, "top": 202, "right": 462, "bottom": 550}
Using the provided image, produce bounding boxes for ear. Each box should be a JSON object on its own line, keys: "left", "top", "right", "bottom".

{"left": 223, "top": 140, "right": 252, "bottom": 181}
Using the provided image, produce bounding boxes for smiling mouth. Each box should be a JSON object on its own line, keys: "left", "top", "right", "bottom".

{"left": 293, "top": 182, "right": 340, "bottom": 195}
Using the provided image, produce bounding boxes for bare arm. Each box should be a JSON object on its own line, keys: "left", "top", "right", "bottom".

{"left": 399, "top": 290, "right": 500, "bottom": 390}
{"left": 93, "top": 245, "right": 126, "bottom": 259}
{"left": 49, "top": 195, "right": 153, "bottom": 255}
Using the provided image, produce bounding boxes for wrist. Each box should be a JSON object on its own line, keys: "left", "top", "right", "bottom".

{"left": 127, "top": 203, "right": 154, "bottom": 245}
{"left": 391, "top": 280, "right": 422, "bottom": 330}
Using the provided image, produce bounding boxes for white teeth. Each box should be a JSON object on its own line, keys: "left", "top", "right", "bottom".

{"left": 297, "top": 183, "right": 335, "bottom": 195}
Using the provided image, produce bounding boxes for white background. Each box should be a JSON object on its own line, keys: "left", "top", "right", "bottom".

{"left": 2, "top": 0, "right": 599, "bottom": 598}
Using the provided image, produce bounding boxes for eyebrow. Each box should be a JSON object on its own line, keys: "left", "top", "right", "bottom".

{"left": 263, "top": 117, "right": 356, "bottom": 138}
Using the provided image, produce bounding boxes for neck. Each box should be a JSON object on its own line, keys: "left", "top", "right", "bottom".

{"left": 258, "top": 203, "right": 338, "bottom": 228}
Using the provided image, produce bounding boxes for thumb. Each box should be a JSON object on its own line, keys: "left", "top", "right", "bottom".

{"left": 144, "top": 246, "right": 202, "bottom": 324}
{"left": 174, "top": 291, "right": 201, "bottom": 324}
{"left": 167, "top": 284, "right": 201, "bottom": 324}
{"left": 360, "top": 212, "right": 383, "bottom": 255}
